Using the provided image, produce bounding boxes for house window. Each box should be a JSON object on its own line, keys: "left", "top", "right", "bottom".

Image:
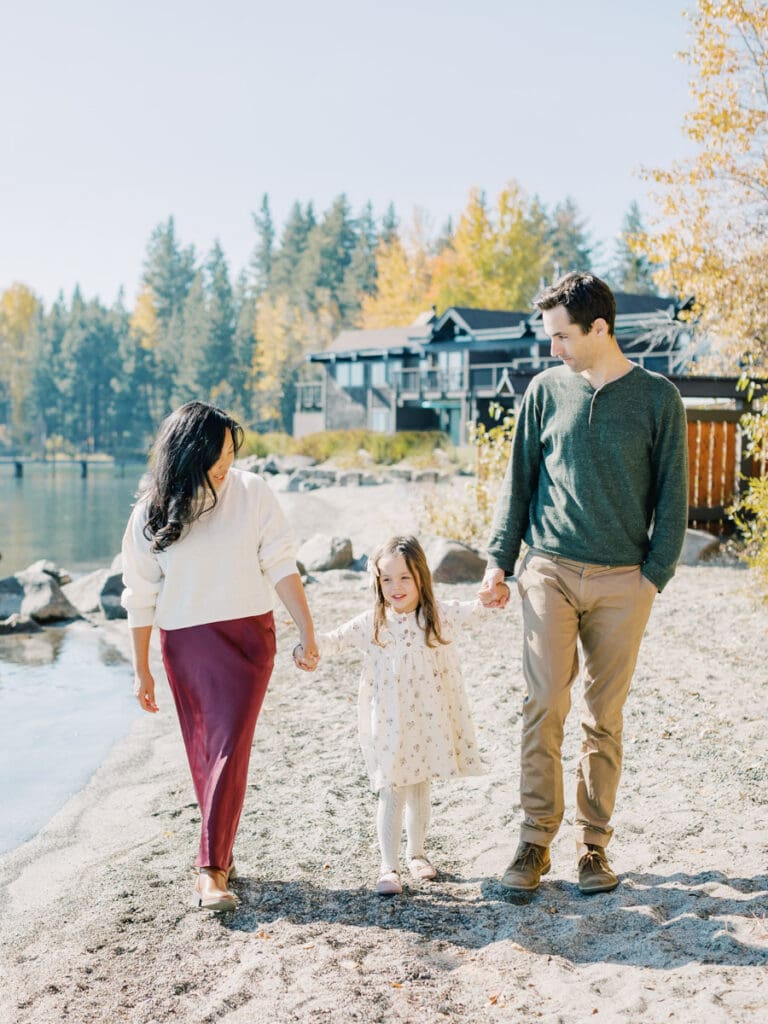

{"left": 370, "top": 408, "right": 389, "bottom": 432}
{"left": 388, "top": 359, "right": 403, "bottom": 380}
{"left": 335, "top": 362, "right": 363, "bottom": 387}
{"left": 370, "top": 362, "right": 387, "bottom": 387}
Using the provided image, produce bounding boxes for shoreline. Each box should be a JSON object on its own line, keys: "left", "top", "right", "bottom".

{"left": 2, "top": 560, "right": 767, "bottom": 1023}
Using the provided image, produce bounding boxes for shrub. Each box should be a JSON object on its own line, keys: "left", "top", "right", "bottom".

{"left": 293, "top": 429, "right": 451, "bottom": 465}
{"left": 419, "top": 403, "right": 515, "bottom": 546}
{"left": 241, "top": 430, "right": 294, "bottom": 457}
{"left": 732, "top": 406, "right": 768, "bottom": 596}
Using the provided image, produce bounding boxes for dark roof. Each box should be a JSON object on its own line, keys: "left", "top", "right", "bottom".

{"left": 613, "top": 293, "right": 676, "bottom": 315}
{"left": 446, "top": 307, "right": 531, "bottom": 331}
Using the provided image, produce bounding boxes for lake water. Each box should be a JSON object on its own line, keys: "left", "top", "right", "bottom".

{"left": 0, "top": 460, "right": 145, "bottom": 576}
{"left": 0, "top": 461, "right": 146, "bottom": 854}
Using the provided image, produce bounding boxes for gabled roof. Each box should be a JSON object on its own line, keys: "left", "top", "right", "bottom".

{"left": 308, "top": 294, "right": 687, "bottom": 363}
{"left": 614, "top": 292, "right": 676, "bottom": 315}
{"left": 440, "top": 307, "right": 531, "bottom": 332}
{"left": 323, "top": 324, "right": 429, "bottom": 356}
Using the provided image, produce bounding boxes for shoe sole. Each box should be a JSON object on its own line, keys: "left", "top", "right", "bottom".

{"left": 193, "top": 894, "right": 237, "bottom": 911}
{"left": 578, "top": 878, "right": 619, "bottom": 895}
{"left": 499, "top": 862, "right": 551, "bottom": 891}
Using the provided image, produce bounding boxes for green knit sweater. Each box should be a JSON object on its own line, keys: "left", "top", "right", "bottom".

{"left": 486, "top": 364, "right": 689, "bottom": 592}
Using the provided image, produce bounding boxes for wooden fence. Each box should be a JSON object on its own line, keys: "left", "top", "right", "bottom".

{"left": 687, "top": 408, "right": 767, "bottom": 533}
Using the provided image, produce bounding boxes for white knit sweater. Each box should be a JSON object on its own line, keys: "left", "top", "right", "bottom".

{"left": 121, "top": 468, "right": 297, "bottom": 630}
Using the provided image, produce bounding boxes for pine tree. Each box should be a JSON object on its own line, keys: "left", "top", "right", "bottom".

{"left": 611, "top": 202, "right": 659, "bottom": 295}
{"left": 141, "top": 217, "right": 196, "bottom": 326}
{"left": 270, "top": 202, "right": 316, "bottom": 296}
{"left": 250, "top": 194, "right": 275, "bottom": 295}
{"left": 200, "top": 241, "right": 236, "bottom": 401}
{"left": 547, "top": 197, "right": 593, "bottom": 278}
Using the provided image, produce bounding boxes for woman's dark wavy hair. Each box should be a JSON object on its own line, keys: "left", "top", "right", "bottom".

{"left": 142, "top": 401, "right": 244, "bottom": 551}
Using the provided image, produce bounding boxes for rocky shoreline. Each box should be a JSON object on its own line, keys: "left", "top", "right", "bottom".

{"left": 1, "top": 480, "right": 766, "bottom": 1023}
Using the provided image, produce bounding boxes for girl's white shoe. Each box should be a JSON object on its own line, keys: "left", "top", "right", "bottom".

{"left": 408, "top": 857, "right": 438, "bottom": 880}
{"left": 376, "top": 871, "right": 403, "bottom": 895}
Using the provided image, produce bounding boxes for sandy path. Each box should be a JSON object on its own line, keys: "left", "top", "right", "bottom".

{"left": 1, "top": 483, "right": 767, "bottom": 1024}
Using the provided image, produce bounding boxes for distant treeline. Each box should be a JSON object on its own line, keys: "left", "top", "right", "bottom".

{"left": 0, "top": 186, "right": 657, "bottom": 454}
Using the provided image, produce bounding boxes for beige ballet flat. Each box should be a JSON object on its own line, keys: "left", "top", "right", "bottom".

{"left": 408, "top": 857, "right": 438, "bottom": 881}
{"left": 194, "top": 867, "right": 237, "bottom": 912}
{"left": 376, "top": 871, "right": 403, "bottom": 896}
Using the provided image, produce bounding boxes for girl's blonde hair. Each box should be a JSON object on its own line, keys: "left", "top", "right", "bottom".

{"left": 369, "top": 535, "right": 448, "bottom": 648}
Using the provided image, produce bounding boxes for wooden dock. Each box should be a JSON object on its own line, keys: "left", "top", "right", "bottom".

{"left": 0, "top": 457, "right": 116, "bottom": 478}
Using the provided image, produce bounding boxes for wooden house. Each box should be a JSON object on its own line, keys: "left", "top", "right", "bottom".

{"left": 295, "top": 293, "right": 699, "bottom": 444}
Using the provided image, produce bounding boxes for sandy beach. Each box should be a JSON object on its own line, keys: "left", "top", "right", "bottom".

{"left": 1, "top": 482, "right": 767, "bottom": 1024}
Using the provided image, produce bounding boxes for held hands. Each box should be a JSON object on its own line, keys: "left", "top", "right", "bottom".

{"left": 133, "top": 671, "right": 159, "bottom": 713}
{"left": 478, "top": 568, "right": 511, "bottom": 608}
{"left": 293, "top": 634, "right": 320, "bottom": 672}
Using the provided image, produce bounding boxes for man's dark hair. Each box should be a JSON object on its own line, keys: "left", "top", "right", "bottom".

{"left": 535, "top": 271, "right": 616, "bottom": 336}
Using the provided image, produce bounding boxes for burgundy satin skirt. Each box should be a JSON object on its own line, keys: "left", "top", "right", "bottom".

{"left": 160, "top": 612, "right": 276, "bottom": 869}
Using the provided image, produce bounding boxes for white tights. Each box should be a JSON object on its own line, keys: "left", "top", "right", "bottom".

{"left": 376, "top": 780, "right": 431, "bottom": 873}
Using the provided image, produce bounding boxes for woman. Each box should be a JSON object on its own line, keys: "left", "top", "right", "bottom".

{"left": 121, "top": 401, "right": 318, "bottom": 912}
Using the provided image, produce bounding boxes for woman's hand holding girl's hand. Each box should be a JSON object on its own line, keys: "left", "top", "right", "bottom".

{"left": 293, "top": 636, "right": 320, "bottom": 672}
{"left": 133, "top": 671, "right": 159, "bottom": 713}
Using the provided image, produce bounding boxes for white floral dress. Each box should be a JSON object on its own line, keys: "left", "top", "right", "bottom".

{"left": 320, "top": 600, "right": 485, "bottom": 791}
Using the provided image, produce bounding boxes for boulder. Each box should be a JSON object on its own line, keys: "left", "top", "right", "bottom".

{"left": 100, "top": 571, "right": 127, "bottom": 620}
{"left": 0, "top": 576, "right": 25, "bottom": 619}
{"left": 63, "top": 568, "right": 110, "bottom": 615}
{"left": 234, "top": 454, "right": 265, "bottom": 473}
{"left": 427, "top": 538, "right": 487, "bottom": 584}
{"left": 679, "top": 528, "right": 721, "bottom": 565}
{"left": 297, "top": 534, "right": 354, "bottom": 572}
{"left": 267, "top": 473, "right": 293, "bottom": 492}
{"left": 0, "top": 613, "right": 43, "bottom": 635}
{"left": 23, "top": 559, "right": 73, "bottom": 586}
{"left": 16, "top": 569, "right": 80, "bottom": 623}
{"left": 338, "top": 471, "right": 362, "bottom": 487}
{"left": 412, "top": 469, "right": 440, "bottom": 484}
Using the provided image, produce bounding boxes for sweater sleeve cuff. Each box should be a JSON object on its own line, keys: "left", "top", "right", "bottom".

{"left": 642, "top": 564, "right": 672, "bottom": 593}
{"left": 266, "top": 559, "right": 299, "bottom": 588}
{"left": 125, "top": 607, "right": 156, "bottom": 628}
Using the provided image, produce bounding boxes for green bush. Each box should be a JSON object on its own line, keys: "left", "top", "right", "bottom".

{"left": 732, "top": 407, "right": 768, "bottom": 596}
{"left": 241, "top": 430, "right": 294, "bottom": 457}
{"left": 293, "top": 429, "right": 451, "bottom": 465}
{"left": 418, "top": 403, "right": 515, "bottom": 546}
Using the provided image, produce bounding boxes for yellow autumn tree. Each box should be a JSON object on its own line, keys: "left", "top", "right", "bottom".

{"left": 641, "top": 1, "right": 768, "bottom": 370}
{"left": 360, "top": 211, "right": 434, "bottom": 328}
{"left": 0, "top": 283, "right": 41, "bottom": 445}
{"left": 430, "top": 183, "right": 551, "bottom": 311}
{"left": 642, "top": 2, "right": 768, "bottom": 589}
{"left": 129, "top": 285, "right": 159, "bottom": 351}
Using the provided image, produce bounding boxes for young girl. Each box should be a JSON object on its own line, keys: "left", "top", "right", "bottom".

{"left": 295, "top": 535, "right": 508, "bottom": 895}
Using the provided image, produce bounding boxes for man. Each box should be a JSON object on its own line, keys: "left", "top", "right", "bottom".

{"left": 480, "top": 272, "right": 688, "bottom": 894}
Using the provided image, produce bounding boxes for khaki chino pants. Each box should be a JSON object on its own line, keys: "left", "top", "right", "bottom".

{"left": 516, "top": 550, "right": 657, "bottom": 848}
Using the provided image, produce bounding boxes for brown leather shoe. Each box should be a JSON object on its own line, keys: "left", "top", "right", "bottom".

{"left": 577, "top": 844, "right": 618, "bottom": 894}
{"left": 194, "top": 867, "right": 237, "bottom": 911}
{"left": 500, "top": 841, "right": 551, "bottom": 891}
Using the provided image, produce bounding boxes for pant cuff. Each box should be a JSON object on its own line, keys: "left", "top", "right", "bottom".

{"left": 519, "top": 825, "right": 556, "bottom": 848}
{"left": 575, "top": 828, "right": 613, "bottom": 848}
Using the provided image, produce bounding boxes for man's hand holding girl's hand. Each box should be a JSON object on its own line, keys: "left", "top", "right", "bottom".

{"left": 478, "top": 568, "right": 511, "bottom": 608}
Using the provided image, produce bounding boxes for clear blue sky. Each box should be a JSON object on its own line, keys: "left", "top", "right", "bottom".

{"left": 1, "top": 0, "right": 694, "bottom": 307}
